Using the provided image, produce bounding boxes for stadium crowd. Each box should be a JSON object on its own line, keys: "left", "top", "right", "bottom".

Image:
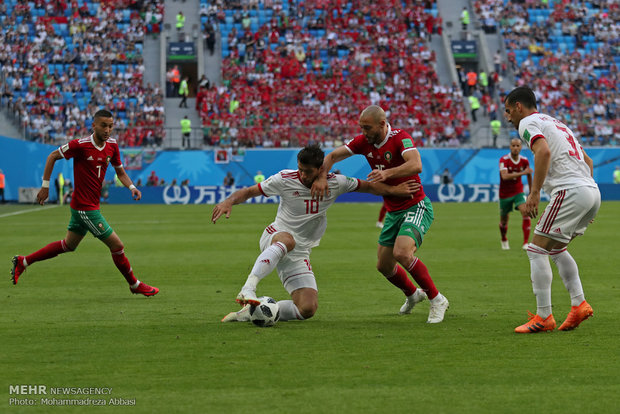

{"left": 197, "top": 0, "right": 471, "bottom": 148}
{"left": 473, "top": 0, "right": 618, "bottom": 145}
{"left": 0, "top": 0, "right": 165, "bottom": 146}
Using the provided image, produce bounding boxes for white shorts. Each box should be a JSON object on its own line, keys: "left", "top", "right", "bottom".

{"left": 259, "top": 227, "right": 318, "bottom": 294}
{"left": 535, "top": 186, "right": 600, "bottom": 243}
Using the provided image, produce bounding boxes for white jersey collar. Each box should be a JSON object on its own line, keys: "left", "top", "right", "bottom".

{"left": 90, "top": 134, "right": 106, "bottom": 151}
{"left": 374, "top": 123, "right": 392, "bottom": 149}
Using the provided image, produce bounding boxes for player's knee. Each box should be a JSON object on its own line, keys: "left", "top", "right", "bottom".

{"left": 298, "top": 302, "right": 317, "bottom": 319}
{"left": 392, "top": 250, "right": 413, "bottom": 267}
{"left": 109, "top": 241, "right": 124, "bottom": 253}
{"left": 283, "top": 237, "right": 296, "bottom": 252}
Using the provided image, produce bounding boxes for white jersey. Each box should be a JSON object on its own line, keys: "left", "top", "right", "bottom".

{"left": 519, "top": 112, "right": 596, "bottom": 196}
{"left": 258, "top": 170, "right": 360, "bottom": 249}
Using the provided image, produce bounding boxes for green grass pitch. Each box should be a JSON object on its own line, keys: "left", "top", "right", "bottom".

{"left": 1, "top": 202, "right": 619, "bottom": 413}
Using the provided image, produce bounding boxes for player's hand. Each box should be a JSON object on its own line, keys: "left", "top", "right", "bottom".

{"left": 310, "top": 176, "right": 328, "bottom": 201}
{"left": 36, "top": 187, "right": 49, "bottom": 205}
{"left": 393, "top": 180, "right": 421, "bottom": 197}
{"left": 525, "top": 191, "right": 540, "bottom": 218}
{"left": 524, "top": 167, "right": 533, "bottom": 175}
{"left": 367, "top": 169, "right": 389, "bottom": 182}
{"left": 211, "top": 202, "right": 232, "bottom": 223}
{"left": 131, "top": 188, "right": 142, "bottom": 201}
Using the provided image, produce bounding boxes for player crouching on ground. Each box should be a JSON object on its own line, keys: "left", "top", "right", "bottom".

{"left": 212, "top": 145, "right": 419, "bottom": 323}
{"left": 10, "top": 109, "right": 159, "bottom": 297}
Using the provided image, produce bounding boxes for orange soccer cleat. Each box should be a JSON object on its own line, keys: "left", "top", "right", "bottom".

{"left": 558, "top": 301, "right": 593, "bottom": 331}
{"left": 514, "top": 312, "right": 556, "bottom": 333}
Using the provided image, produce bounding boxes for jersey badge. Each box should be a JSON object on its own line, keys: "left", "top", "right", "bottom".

{"left": 367, "top": 152, "right": 373, "bottom": 158}
{"left": 292, "top": 191, "right": 301, "bottom": 197}
{"left": 106, "top": 156, "right": 111, "bottom": 164}
{"left": 402, "top": 138, "right": 414, "bottom": 149}
{"left": 553, "top": 227, "right": 562, "bottom": 234}
{"left": 523, "top": 129, "right": 531, "bottom": 143}
{"left": 87, "top": 156, "right": 94, "bottom": 161}
{"left": 384, "top": 151, "right": 392, "bottom": 162}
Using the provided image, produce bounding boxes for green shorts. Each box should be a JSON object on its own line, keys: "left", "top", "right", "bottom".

{"left": 499, "top": 193, "right": 526, "bottom": 216}
{"left": 379, "top": 197, "right": 434, "bottom": 248}
{"left": 68, "top": 208, "right": 114, "bottom": 240}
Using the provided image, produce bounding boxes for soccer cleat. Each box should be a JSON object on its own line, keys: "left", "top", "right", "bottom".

{"left": 236, "top": 287, "right": 260, "bottom": 306}
{"left": 130, "top": 281, "right": 159, "bottom": 296}
{"left": 514, "top": 312, "right": 556, "bottom": 333}
{"left": 427, "top": 295, "right": 449, "bottom": 323}
{"left": 221, "top": 304, "right": 251, "bottom": 322}
{"left": 399, "top": 289, "right": 428, "bottom": 315}
{"left": 10, "top": 255, "right": 25, "bottom": 285}
{"left": 522, "top": 243, "right": 529, "bottom": 251}
{"left": 376, "top": 221, "right": 384, "bottom": 229}
{"left": 501, "top": 240, "right": 510, "bottom": 250}
{"left": 558, "top": 301, "right": 593, "bottom": 331}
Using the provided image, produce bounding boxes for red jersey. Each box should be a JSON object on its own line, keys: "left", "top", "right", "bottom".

{"left": 58, "top": 135, "right": 122, "bottom": 211}
{"left": 346, "top": 125, "right": 425, "bottom": 212}
{"left": 499, "top": 154, "right": 530, "bottom": 199}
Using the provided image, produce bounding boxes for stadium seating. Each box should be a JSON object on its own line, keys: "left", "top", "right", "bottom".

{"left": 199, "top": 0, "right": 470, "bottom": 148}
{"left": 0, "top": 0, "right": 165, "bottom": 147}
{"left": 475, "top": 0, "right": 618, "bottom": 145}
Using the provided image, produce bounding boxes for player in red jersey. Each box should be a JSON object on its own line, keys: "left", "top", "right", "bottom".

{"left": 498, "top": 138, "right": 532, "bottom": 250}
{"left": 311, "top": 105, "right": 449, "bottom": 323}
{"left": 10, "top": 110, "right": 159, "bottom": 296}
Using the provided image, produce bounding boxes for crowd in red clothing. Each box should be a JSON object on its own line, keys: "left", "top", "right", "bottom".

{"left": 198, "top": 0, "right": 470, "bottom": 148}
{"left": 0, "top": 0, "right": 165, "bottom": 146}
{"left": 475, "top": 0, "right": 618, "bottom": 145}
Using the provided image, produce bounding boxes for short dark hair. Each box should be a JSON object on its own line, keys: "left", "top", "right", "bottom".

{"left": 94, "top": 109, "right": 113, "bottom": 119}
{"left": 297, "top": 145, "right": 324, "bottom": 169}
{"left": 504, "top": 87, "right": 537, "bottom": 109}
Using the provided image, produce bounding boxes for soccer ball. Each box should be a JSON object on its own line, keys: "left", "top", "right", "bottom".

{"left": 249, "top": 296, "right": 280, "bottom": 327}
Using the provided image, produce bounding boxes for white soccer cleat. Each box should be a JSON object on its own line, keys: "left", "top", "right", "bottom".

{"left": 221, "top": 304, "right": 251, "bottom": 322}
{"left": 376, "top": 221, "right": 384, "bottom": 229}
{"left": 399, "top": 289, "right": 428, "bottom": 315}
{"left": 501, "top": 240, "right": 510, "bottom": 250}
{"left": 235, "top": 287, "right": 260, "bottom": 306}
{"left": 522, "top": 243, "right": 529, "bottom": 251}
{"left": 427, "top": 295, "right": 449, "bottom": 323}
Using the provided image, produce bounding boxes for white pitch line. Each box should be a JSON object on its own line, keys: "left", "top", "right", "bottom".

{"left": 0, "top": 205, "right": 60, "bottom": 219}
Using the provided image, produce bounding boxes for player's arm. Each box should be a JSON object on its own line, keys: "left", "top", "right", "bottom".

{"left": 114, "top": 165, "right": 141, "bottom": 201}
{"left": 356, "top": 179, "right": 420, "bottom": 197}
{"left": 500, "top": 168, "right": 532, "bottom": 180}
{"left": 211, "top": 184, "right": 263, "bottom": 223}
{"left": 367, "top": 149, "right": 421, "bottom": 182}
{"left": 525, "top": 138, "right": 551, "bottom": 218}
{"left": 36, "top": 149, "right": 64, "bottom": 205}
{"left": 311, "top": 145, "right": 352, "bottom": 200}
{"left": 582, "top": 148, "right": 594, "bottom": 177}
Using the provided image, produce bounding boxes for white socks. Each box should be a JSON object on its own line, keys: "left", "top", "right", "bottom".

{"left": 526, "top": 244, "right": 553, "bottom": 318}
{"left": 243, "top": 242, "right": 288, "bottom": 290}
{"left": 277, "top": 300, "right": 304, "bottom": 321}
{"left": 551, "top": 248, "right": 585, "bottom": 306}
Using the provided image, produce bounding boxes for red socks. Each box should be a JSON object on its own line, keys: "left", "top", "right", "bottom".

{"left": 407, "top": 258, "right": 439, "bottom": 300}
{"left": 386, "top": 265, "right": 417, "bottom": 297}
{"left": 378, "top": 204, "right": 387, "bottom": 222}
{"left": 522, "top": 217, "right": 531, "bottom": 244}
{"left": 499, "top": 222, "right": 508, "bottom": 241}
{"left": 25, "top": 240, "right": 70, "bottom": 265}
{"left": 111, "top": 248, "right": 138, "bottom": 285}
